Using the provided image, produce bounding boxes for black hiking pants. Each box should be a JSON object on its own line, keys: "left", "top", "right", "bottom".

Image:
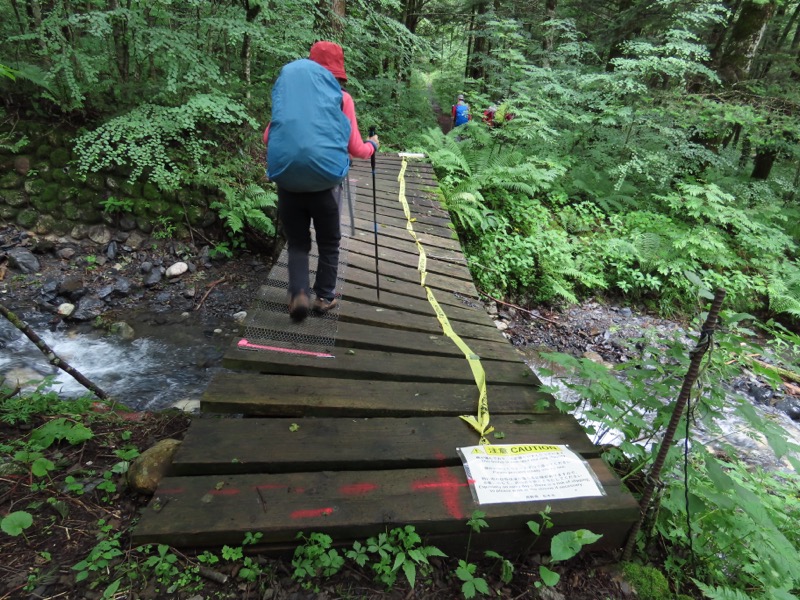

{"left": 277, "top": 185, "right": 342, "bottom": 302}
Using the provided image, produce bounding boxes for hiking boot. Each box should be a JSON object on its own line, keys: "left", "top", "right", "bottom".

{"left": 289, "top": 291, "right": 309, "bottom": 322}
{"left": 312, "top": 296, "right": 339, "bottom": 315}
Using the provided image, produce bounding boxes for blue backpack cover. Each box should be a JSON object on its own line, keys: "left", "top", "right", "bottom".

{"left": 267, "top": 59, "right": 351, "bottom": 192}
{"left": 454, "top": 103, "right": 470, "bottom": 126}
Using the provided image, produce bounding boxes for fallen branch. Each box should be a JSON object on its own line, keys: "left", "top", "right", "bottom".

{"left": 747, "top": 357, "right": 800, "bottom": 384}
{"left": 480, "top": 293, "right": 566, "bottom": 326}
{"left": 194, "top": 275, "right": 226, "bottom": 311}
{"left": 0, "top": 301, "right": 114, "bottom": 405}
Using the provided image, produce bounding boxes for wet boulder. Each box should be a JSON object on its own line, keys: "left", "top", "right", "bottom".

{"left": 127, "top": 439, "right": 182, "bottom": 495}
{"left": 6, "top": 248, "right": 40, "bottom": 274}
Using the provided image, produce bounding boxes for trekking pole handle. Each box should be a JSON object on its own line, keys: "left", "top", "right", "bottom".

{"left": 369, "top": 127, "right": 376, "bottom": 169}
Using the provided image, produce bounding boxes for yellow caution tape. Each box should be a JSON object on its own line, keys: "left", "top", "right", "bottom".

{"left": 397, "top": 159, "right": 493, "bottom": 444}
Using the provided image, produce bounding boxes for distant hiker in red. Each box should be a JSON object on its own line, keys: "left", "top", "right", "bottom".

{"left": 264, "top": 41, "right": 379, "bottom": 323}
{"left": 452, "top": 94, "right": 471, "bottom": 128}
{"left": 482, "top": 103, "right": 497, "bottom": 127}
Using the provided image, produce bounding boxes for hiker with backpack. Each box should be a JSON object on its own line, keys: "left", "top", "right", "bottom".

{"left": 451, "top": 94, "right": 471, "bottom": 128}
{"left": 264, "top": 41, "right": 379, "bottom": 323}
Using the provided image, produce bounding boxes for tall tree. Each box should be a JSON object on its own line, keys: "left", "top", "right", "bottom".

{"left": 717, "top": 0, "right": 778, "bottom": 84}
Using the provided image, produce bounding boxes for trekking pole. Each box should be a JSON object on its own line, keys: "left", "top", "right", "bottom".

{"left": 369, "top": 126, "right": 380, "bottom": 300}
{"left": 345, "top": 161, "right": 355, "bottom": 237}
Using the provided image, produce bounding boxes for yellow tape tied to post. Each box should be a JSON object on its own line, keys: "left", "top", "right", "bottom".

{"left": 397, "top": 159, "right": 493, "bottom": 444}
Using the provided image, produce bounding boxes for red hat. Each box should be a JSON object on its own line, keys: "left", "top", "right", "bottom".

{"left": 309, "top": 41, "right": 348, "bottom": 81}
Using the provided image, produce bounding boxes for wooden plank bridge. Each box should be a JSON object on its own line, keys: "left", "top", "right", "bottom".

{"left": 132, "top": 155, "right": 638, "bottom": 554}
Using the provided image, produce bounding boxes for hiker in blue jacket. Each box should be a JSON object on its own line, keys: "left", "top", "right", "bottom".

{"left": 264, "top": 41, "right": 379, "bottom": 322}
{"left": 451, "top": 94, "right": 471, "bottom": 128}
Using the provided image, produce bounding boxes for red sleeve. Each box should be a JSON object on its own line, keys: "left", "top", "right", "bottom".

{"left": 342, "top": 91, "right": 374, "bottom": 160}
{"left": 263, "top": 123, "right": 270, "bottom": 145}
{"left": 451, "top": 105, "right": 456, "bottom": 118}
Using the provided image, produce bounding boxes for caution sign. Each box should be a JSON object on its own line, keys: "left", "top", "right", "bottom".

{"left": 457, "top": 444, "right": 605, "bottom": 504}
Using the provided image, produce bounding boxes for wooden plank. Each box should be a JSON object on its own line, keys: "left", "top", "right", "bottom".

{"left": 345, "top": 252, "right": 480, "bottom": 299}
{"left": 132, "top": 461, "right": 638, "bottom": 552}
{"left": 350, "top": 215, "right": 463, "bottom": 253}
{"left": 256, "top": 285, "right": 505, "bottom": 341}
{"left": 201, "top": 373, "right": 553, "bottom": 416}
{"left": 346, "top": 237, "right": 474, "bottom": 283}
{"left": 242, "top": 314, "right": 521, "bottom": 362}
{"left": 171, "top": 415, "right": 599, "bottom": 476}
{"left": 346, "top": 228, "right": 468, "bottom": 268}
{"left": 353, "top": 206, "right": 457, "bottom": 243}
{"left": 222, "top": 346, "right": 538, "bottom": 385}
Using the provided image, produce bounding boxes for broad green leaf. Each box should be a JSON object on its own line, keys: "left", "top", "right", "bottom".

{"left": 539, "top": 565, "right": 560, "bottom": 586}
{"left": 1, "top": 511, "right": 33, "bottom": 536}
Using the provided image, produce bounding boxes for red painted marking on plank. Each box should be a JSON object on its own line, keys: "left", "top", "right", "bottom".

{"left": 411, "top": 455, "right": 466, "bottom": 519}
{"left": 210, "top": 488, "right": 240, "bottom": 496}
{"left": 340, "top": 482, "right": 378, "bottom": 495}
{"left": 254, "top": 484, "right": 289, "bottom": 491}
{"left": 158, "top": 488, "right": 185, "bottom": 495}
{"left": 238, "top": 338, "right": 334, "bottom": 358}
{"left": 291, "top": 507, "right": 334, "bottom": 519}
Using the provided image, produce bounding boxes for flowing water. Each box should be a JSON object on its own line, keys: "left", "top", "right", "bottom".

{"left": 519, "top": 347, "right": 800, "bottom": 472}
{"left": 0, "top": 313, "right": 234, "bottom": 412}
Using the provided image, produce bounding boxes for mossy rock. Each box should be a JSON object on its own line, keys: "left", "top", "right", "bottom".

{"left": 142, "top": 182, "right": 161, "bottom": 202}
{"left": 16, "top": 208, "right": 39, "bottom": 229}
{"left": 50, "top": 218, "right": 72, "bottom": 236}
{"left": 30, "top": 194, "right": 52, "bottom": 212}
{"left": 51, "top": 169, "right": 69, "bottom": 183}
{"left": 150, "top": 199, "right": 171, "bottom": 216}
{"left": 136, "top": 216, "right": 154, "bottom": 233}
{"left": 0, "top": 171, "right": 23, "bottom": 190}
{"left": 78, "top": 187, "right": 102, "bottom": 207}
{"left": 24, "top": 178, "right": 46, "bottom": 196}
{"left": 36, "top": 163, "right": 53, "bottom": 182}
{"left": 40, "top": 183, "right": 59, "bottom": 203}
{"left": 85, "top": 173, "right": 105, "bottom": 191}
{"left": 45, "top": 130, "right": 65, "bottom": 147}
{"left": 75, "top": 207, "right": 102, "bottom": 223}
{"left": 185, "top": 204, "right": 206, "bottom": 226}
{"left": 57, "top": 186, "right": 79, "bottom": 203}
{"left": 0, "top": 205, "right": 19, "bottom": 220}
{"left": 622, "top": 563, "right": 671, "bottom": 600}
{"left": 132, "top": 197, "right": 150, "bottom": 217}
{"left": 1, "top": 190, "right": 28, "bottom": 207}
{"left": 62, "top": 202, "right": 80, "bottom": 221}
{"left": 120, "top": 180, "right": 142, "bottom": 197}
{"left": 50, "top": 148, "right": 71, "bottom": 168}
{"left": 34, "top": 214, "right": 58, "bottom": 235}
{"left": 36, "top": 144, "right": 53, "bottom": 159}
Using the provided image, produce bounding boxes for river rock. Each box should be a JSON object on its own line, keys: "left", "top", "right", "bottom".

{"left": 13, "top": 156, "right": 31, "bottom": 175}
{"left": 126, "top": 230, "right": 147, "bottom": 249}
{"left": 106, "top": 240, "right": 117, "bottom": 260}
{"left": 56, "top": 246, "right": 76, "bottom": 260}
{"left": 166, "top": 261, "right": 188, "bottom": 278}
{"left": 171, "top": 399, "right": 201, "bottom": 413}
{"left": 776, "top": 397, "right": 800, "bottom": 421}
{"left": 57, "top": 303, "right": 75, "bottom": 317}
{"left": 6, "top": 248, "right": 40, "bottom": 274}
{"left": 87, "top": 224, "right": 112, "bottom": 245}
{"left": 143, "top": 269, "right": 162, "bottom": 287}
{"left": 127, "top": 439, "right": 182, "bottom": 495}
{"left": 583, "top": 350, "right": 613, "bottom": 368}
{"left": 233, "top": 311, "right": 247, "bottom": 323}
{"left": 119, "top": 214, "right": 137, "bottom": 231}
{"left": 110, "top": 321, "right": 135, "bottom": 340}
{"left": 4, "top": 367, "right": 49, "bottom": 389}
{"left": 71, "top": 297, "right": 106, "bottom": 321}
{"left": 58, "top": 275, "right": 86, "bottom": 301}
{"left": 40, "top": 279, "right": 59, "bottom": 302}
{"left": 70, "top": 224, "right": 90, "bottom": 240}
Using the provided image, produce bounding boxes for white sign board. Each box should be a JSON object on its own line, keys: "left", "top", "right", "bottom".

{"left": 457, "top": 444, "right": 605, "bottom": 505}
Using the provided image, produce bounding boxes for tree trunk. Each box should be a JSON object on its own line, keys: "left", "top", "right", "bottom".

{"left": 467, "top": 2, "right": 488, "bottom": 81}
{"left": 605, "top": 0, "right": 638, "bottom": 72}
{"left": 315, "top": 0, "right": 345, "bottom": 38}
{"left": 542, "top": 0, "right": 557, "bottom": 68}
{"left": 751, "top": 147, "right": 777, "bottom": 179}
{"left": 718, "top": 0, "right": 777, "bottom": 84}
{"left": 108, "top": 0, "right": 129, "bottom": 82}
{"left": 241, "top": 2, "right": 262, "bottom": 99}
{"left": 758, "top": 2, "right": 800, "bottom": 78}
